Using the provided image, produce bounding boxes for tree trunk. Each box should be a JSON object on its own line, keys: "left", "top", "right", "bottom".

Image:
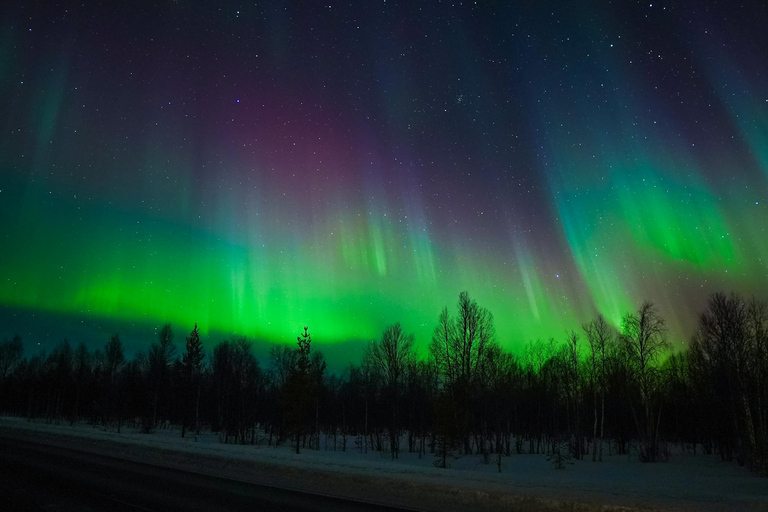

{"left": 194, "top": 380, "right": 201, "bottom": 441}
{"left": 592, "top": 388, "right": 598, "bottom": 462}
{"left": 599, "top": 391, "right": 605, "bottom": 462}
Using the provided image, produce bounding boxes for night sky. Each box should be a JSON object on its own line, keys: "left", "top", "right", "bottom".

{"left": 1, "top": 1, "right": 766, "bottom": 363}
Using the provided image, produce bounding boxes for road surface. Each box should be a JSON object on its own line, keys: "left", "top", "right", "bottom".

{"left": 0, "top": 436, "right": 418, "bottom": 511}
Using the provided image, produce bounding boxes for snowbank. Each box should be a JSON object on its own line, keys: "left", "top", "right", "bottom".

{"left": 1, "top": 416, "right": 765, "bottom": 512}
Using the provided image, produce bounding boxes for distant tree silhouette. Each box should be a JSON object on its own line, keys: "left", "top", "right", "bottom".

{"left": 0, "top": 334, "right": 23, "bottom": 402}
{"left": 310, "top": 350, "right": 327, "bottom": 450}
{"left": 212, "top": 337, "right": 261, "bottom": 444}
{"left": 211, "top": 340, "right": 233, "bottom": 436}
{"left": 366, "top": 322, "right": 415, "bottom": 459}
{"left": 266, "top": 344, "right": 298, "bottom": 445}
{"left": 102, "top": 334, "right": 126, "bottom": 431}
{"left": 345, "top": 355, "right": 378, "bottom": 454}
{"left": 477, "top": 343, "right": 517, "bottom": 470}
{"left": 403, "top": 359, "right": 436, "bottom": 458}
{"left": 46, "top": 340, "right": 74, "bottom": 422}
{"left": 143, "top": 323, "right": 176, "bottom": 433}
{"left": 181, "top": 323, "right": 204, "bottom": 440}
{"left": 72, "top": 342, "right": 92, "bottom": 423}
{"left": 433, "top": 388, "right": 460, "bottom": 468}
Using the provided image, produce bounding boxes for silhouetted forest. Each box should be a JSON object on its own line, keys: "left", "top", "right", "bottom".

{"left": 1, "top": 291, "right": 766, "bottom": 475}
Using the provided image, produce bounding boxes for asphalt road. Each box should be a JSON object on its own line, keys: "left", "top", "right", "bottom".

{"left": 0, "top": 437, "right": 416, "bottom": 512}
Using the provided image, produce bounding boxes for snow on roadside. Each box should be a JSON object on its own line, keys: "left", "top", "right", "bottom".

{"left": 1, "top": 416, "right": 765, "bottom": 512}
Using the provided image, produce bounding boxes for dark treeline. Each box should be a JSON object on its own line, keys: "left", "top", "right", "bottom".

{"left": 0, "top": 291, "right": 766, "bottom": 475}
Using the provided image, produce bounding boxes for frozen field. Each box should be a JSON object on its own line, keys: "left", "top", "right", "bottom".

{"left": 1, "top": 416, "right": 766, "bottom": 512}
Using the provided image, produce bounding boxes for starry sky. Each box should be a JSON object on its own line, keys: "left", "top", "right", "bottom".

{"left": 0, "top": 1, "right": 766, "bottom": 363}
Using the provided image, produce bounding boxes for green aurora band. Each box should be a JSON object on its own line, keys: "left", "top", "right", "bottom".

{"left": 0, "top": 2, "right": 767, "bottom": 360}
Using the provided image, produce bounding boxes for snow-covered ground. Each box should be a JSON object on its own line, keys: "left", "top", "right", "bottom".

{"left": 1, "top": 416, "right": 766, "bottom": 511}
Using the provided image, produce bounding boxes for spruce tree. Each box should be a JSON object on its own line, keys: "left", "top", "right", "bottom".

{"left": 181, "top": 323, "right": 204, "bottom": 440}
{"left": 286, "top": 327, "right": 325, "bottom": 454}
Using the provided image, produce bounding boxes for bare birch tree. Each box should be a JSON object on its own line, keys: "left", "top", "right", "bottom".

{"left": 621, "top": 301, "right": 669, "bottom": 462}
{"left": 583, "top": 314, "right": 613, "bottom": 461}
{"left": 366, "top": 322, "right": 415, "bottom": 459}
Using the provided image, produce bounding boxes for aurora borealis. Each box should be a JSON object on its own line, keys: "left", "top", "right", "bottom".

{"left": 1, "top": 1, "right": 767, "bottom": 362}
